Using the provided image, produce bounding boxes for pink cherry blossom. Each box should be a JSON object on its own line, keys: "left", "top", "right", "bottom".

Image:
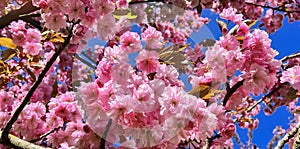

{"left": 97, "top": 14, "right": 116, "bottom": 40}
{"left": 220, "top": 123, "right": 236, "bottom": 139}
{"left": 42, "top": 12, "right": 67, "bottom": 32}
{"left": 242, "top": 63, "right": 275, "bottom": 95}
{"left": 281, "top": 66, "right": 300, "bottom": 91}
{"left": 120, "top": 31, "right": 142, "bottom": 53}
{"left": 136, "top": 50, "right": 160, "bottom": 74}
{"left": 220, "top": 7, "right": 243, "bottom": 24}
{"left": 237, "top": 22, "right": 250, "bottom": 36}
{"left": 23, "top": 42, "right": 42, "bottom": 56}
{"left": 25, "top": 28, "right": 41, "bottom": 43}
{"left": 142, "top": 26, "right": 164, "bottom": 50}
{"left": 95, "top": 60, "right": 112, "bottom": 84}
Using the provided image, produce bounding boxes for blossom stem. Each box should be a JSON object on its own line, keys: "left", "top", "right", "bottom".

{"left": 246, "top": 82, "right": 287, "bottom": 113}
{"left": 29, "top": 126, "right": 63, "bottom": 143}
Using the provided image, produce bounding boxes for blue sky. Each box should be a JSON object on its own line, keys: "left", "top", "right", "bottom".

{"left": 201, "top": 9, "right": 300, "bottom": 148}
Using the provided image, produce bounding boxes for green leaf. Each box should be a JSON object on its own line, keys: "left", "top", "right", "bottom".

{"left": 0, "top": 37, "right": 17, "bottom": 49}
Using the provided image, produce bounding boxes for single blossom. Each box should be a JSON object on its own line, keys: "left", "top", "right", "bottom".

{"left": 23, "top": 42, "right": 42, "bottom": 56}
{"left": 142, "top": 26, "right": 164, "bottom": 50}
{"left": 120, "top": 31, "right": 142, "bottom": 53}
{"left": 136, "top": 50, "right": 160, "bottom": 74}
{"left": 281, "top": 66, "right": 300, "bottom": 91}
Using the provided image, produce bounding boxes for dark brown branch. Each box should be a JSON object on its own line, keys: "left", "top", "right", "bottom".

{"left": 0, "top": 22, "right": 76, "bottom": 147}
{"left": 100, "top": 119, "right": 113, "bottom": 149}
{"left": 0, "top": 1, "right": 39, "bottom": 29}
{"left": 29, "top": 126, "right": 62, "bottom": 143}
{"left": 245, "top": 2, "right": 300, "bottom": 13}
{"left": 223, "top": 79, "right": 245, "bottom": 107}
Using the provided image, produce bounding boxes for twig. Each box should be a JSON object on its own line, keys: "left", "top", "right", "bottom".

{"left": 233, "top": 133, "right": 245, "bottom": 149}
{"left": 0, "top": 1, "right": 39, "bottom": 29}
{"left": 247, "top": 129, "right": 253, "bottom": 148}
{"left": 75, "top": 53, "right": 97, "bottom": 69}
{"left": 223, "top": 79, "right": 245, "bottom": 107}
{"left": 268, "top": 134, "right": 279, "bottom": 149}
{"left": 245, "top": 2, "right": 300, "bottom": 13}
{"left": 29, "top": 126, "right": 62, "bottom": 143}
{"left": 203, "top": 133, "right": 221, "bottom": 149}
{"left": 274, "top": 121, "right": 300, "bottom": 149}
{"left": 0, "top": 130, "right": 50, "bottom": 149}
{"left": 0, "top": 21, "right": 77, "bottom": 147}
{"left": 246, "top": 82, "right": 287, "bottom": 113}
{"left": 280, "top": 52, "right": 300, "bottom": 62}
{"left": 100, "top": 119, "right": 113, "bottom": 149}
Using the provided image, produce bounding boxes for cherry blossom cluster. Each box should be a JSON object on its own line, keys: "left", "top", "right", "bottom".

{"left": 208, "top": 0, "right": 300, "bottom": 33}
{"left": 1, "top": 0, "right": 300, "bottom": 149}
{"left": 9, "top": 20, "right": 42, "bottom": 56}
{"left": 76, "top": 28, "right": 236, "bottom": 148}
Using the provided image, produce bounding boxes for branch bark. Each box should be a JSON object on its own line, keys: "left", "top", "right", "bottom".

{"left": 0, "top": 130, "right": 50, "bottom": 149}
{"left": 293, "top": 128, "right": 300, "bottom": 149}
{"left": 0, "top": 1, "right": 39, "bottom": 29}
{"left": 223, "top": 79, "right": 245, "bottom": 107}
{"left": 280, "top": 52, "right": 300, "bottom": 62}
{"left": 275, "top": 121, "right": 300, "bottom": 149}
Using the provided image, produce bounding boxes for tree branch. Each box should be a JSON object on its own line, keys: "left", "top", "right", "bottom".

{"left": 274, "top": 121, "right": 300, "bottom": 149}
{"left": 0, "top": 22, "right": 76, "bottom": 147}
{"left": 29, "top": 126, "right": 62, "bottom": 143}
{"left": 0, "top": 1, "right": 39, "bottom": 29}
{"left": 100, "top": 119, "right": 113, "bottom": 149}
{"left": 223, "top": 79, "right": 245, "bottom": 107}
{"left": 0, "top": 130, "right": 50, "bottom": 149}
{"left": 246, "top": 82, "right": 287, "bottom": 113}
{"left": 245, "top": 2, "right": 300, "bottom": 13}
{"left": 280, "top": 52, "right": 300, "bottom": 62}
{"left": 203, "top": 133, "right": 221, "bottom": 149}
{"left": 293, "top": 128, "right": 300, "bottom": 149}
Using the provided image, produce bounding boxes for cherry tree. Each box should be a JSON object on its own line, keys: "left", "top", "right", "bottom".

{"left": 0, "top": 0, "right": 300, "bottom": 148}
